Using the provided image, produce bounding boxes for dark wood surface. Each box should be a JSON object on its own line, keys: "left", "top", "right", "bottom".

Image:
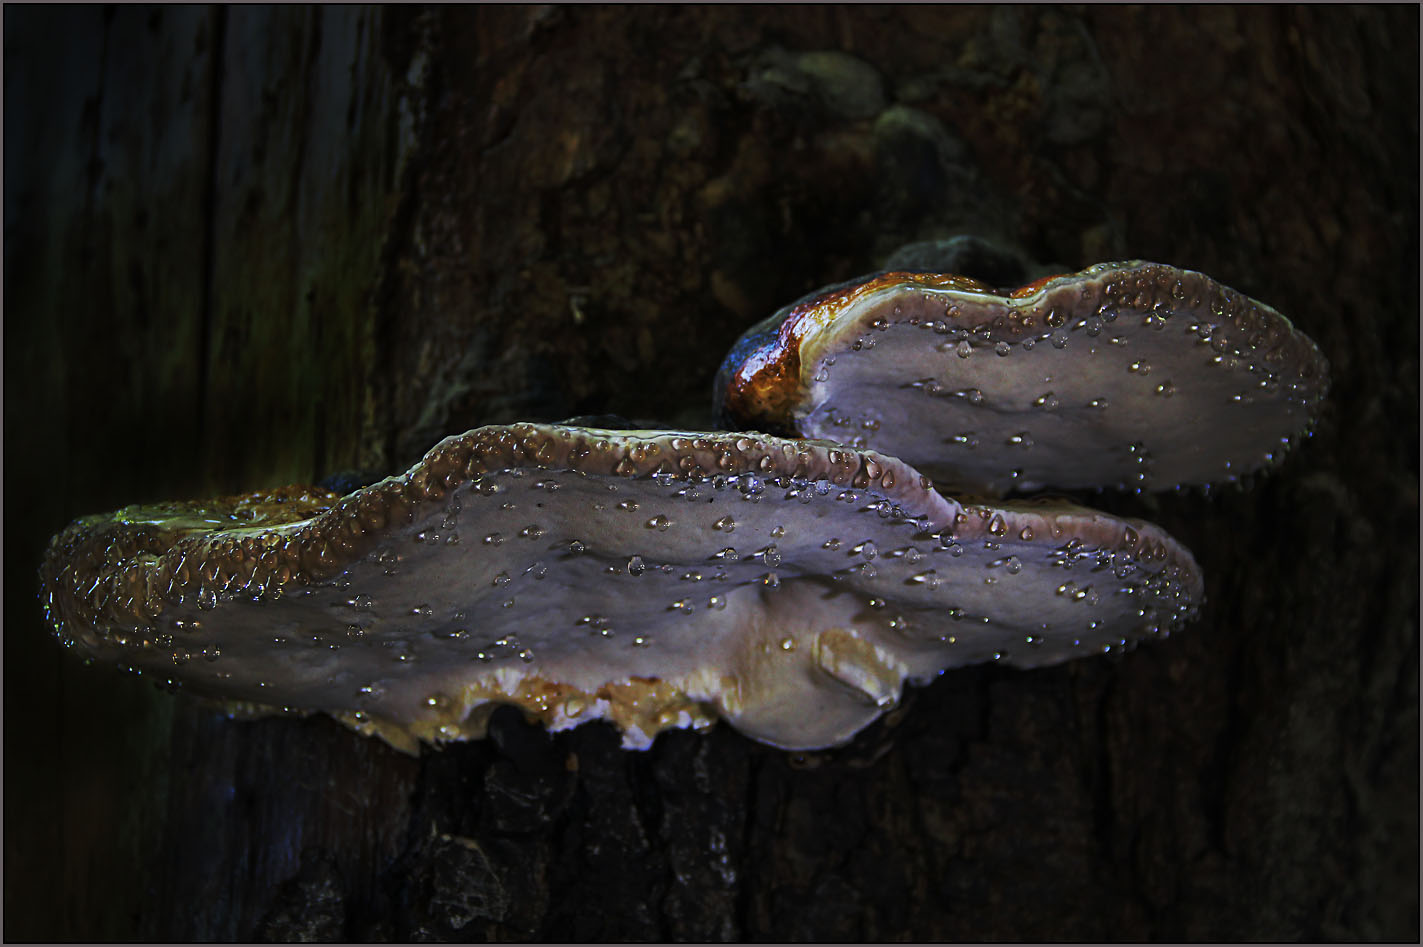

{"left": 5, "top": 6, "right": 1416, "bottom": 940}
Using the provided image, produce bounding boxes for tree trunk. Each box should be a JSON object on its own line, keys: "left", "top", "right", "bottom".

{"left": 5, "top": 5, "right": 1416, "bottom": 940}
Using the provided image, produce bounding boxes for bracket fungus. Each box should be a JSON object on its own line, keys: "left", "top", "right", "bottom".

{"left": 715, "top": 261, "right": 1329, "bottom": 494}
{"left": 42, "top": 424, "right": 1201, "bottom": 752}
{"left": 41, "top": 257, "right": 1328, "bottom": 753}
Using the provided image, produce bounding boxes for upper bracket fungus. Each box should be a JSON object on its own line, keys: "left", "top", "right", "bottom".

{"left": 41, "top": 424, "right": 1200, "bottom": 752}
{"left": 715, "top": 261, "right": 1329, "bottom": 495}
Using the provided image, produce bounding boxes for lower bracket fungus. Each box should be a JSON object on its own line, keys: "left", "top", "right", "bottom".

{"left": 715, "top": 261, "right": 1329, "bottom": 495}
{"left": 41, "top": 424, "right": 1201, "bottom": 752}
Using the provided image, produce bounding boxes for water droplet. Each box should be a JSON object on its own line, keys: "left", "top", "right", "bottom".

{"left": 627, "top": 556, "right": 646, "bottom": 577}
{"left": 520, "top": 524, "right": 545, "bottom": 539}
{"left": 713, "top": 515, "right": 736, "bottom": 532}
{"left": 994, "top": 340, "right": 1011, "bottom": 356}
{"left": 646, "top": 514, "right": 672, "bottom": 531}
{"left": 990, "top": 555, "right": 1023, "bottom": 575}
{"left": 433, "top": 628, "right": 469, "bottom": 640}
{"left": 948, "top": 431, "right": 978, "bottom": 449}
{"left": 493, "top": 571, "right": 511, "bottom": 587}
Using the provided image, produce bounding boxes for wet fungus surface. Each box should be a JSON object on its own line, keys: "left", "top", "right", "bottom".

{"left": 40, "top": 259, "right": 1327, "bottom": 752}
{"left": 716, "top": 261, "right": 1330, "bottom": 495}
{"left": 42, "top": 424, "right": 1200, "bottom": 752}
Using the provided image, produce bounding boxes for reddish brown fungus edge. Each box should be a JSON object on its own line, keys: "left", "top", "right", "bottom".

{"left": 715, "top": 272, "right": 995, "bottom": 432}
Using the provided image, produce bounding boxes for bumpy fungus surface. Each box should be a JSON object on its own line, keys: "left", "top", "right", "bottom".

{"left": 41, "top": 424, "right": 1201, "bottom": 751}
{"left": 716, "top": 262, "right": 1330, "bottom": 494}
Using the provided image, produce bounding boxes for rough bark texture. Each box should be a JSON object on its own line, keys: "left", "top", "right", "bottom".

{"left": 5, "top": 5, "right": 1417, "bottom": 941}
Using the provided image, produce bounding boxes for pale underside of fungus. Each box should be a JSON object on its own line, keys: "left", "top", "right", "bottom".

{"left": 41, "top": 424, "right": 1202, "bottom": 752}
{"left": 715, "top": 261, "right": 1329, "bottom": 495}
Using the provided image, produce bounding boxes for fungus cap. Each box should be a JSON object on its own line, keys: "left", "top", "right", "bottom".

{"left": 716, "top": 262, "right": 1330, "bottom": 494}
{"left": 41, "top": 424, "right": 1202, "bottom": 752}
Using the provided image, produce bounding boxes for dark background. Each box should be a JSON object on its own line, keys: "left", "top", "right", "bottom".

{"left": 5, "top": 5, "right": 1417, "bottom": 940}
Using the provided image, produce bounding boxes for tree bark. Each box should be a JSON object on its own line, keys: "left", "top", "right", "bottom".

{"left": 5, "top": 5, "right": 1416, "bottom": 941}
